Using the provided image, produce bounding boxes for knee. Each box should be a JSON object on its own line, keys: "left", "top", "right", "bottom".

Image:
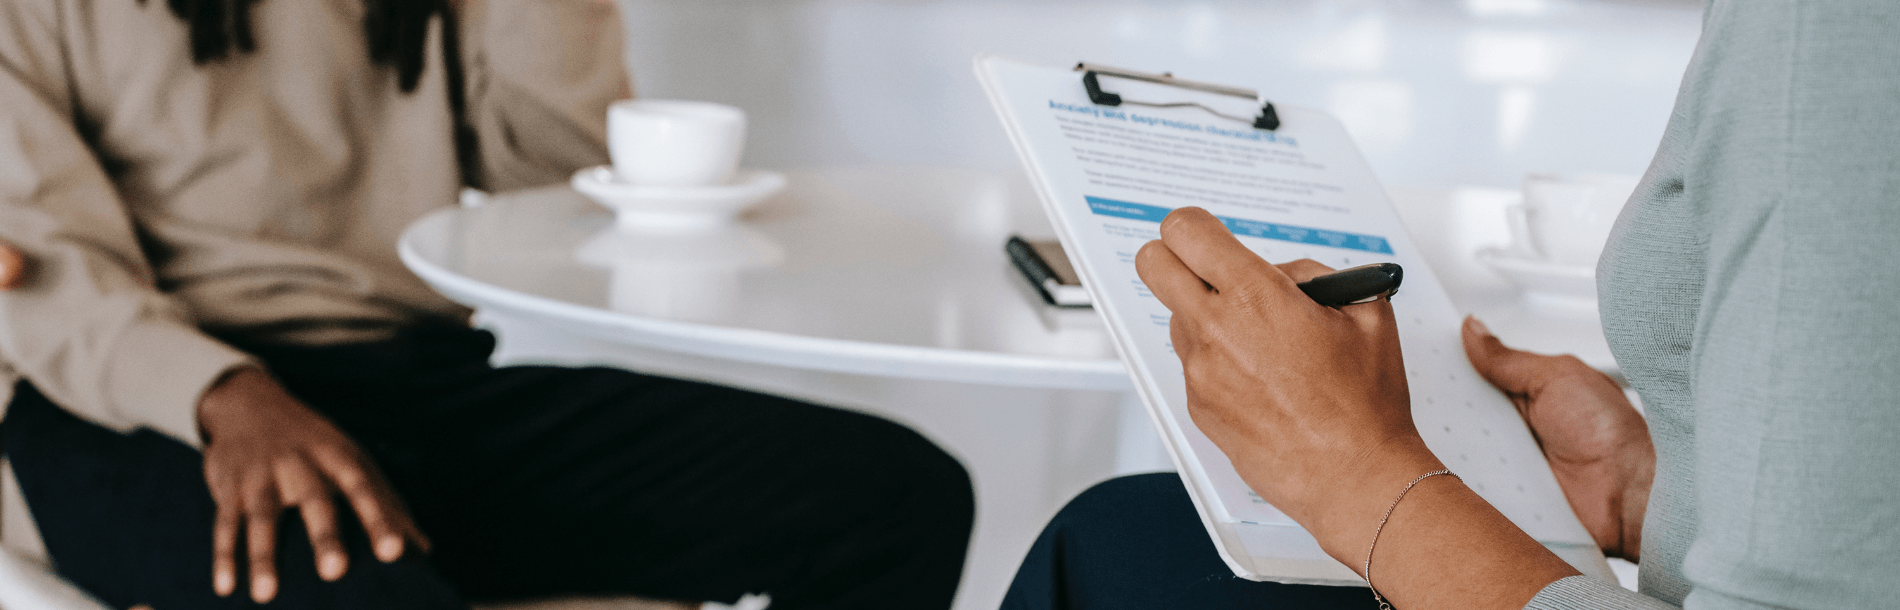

{"left": 1004, "top": 474, "right": 1189, "bottom": 608}
{"left": 885, "top": 423, "right": 976, "bottom": 525}
{"left": 929, "top": 448, "right": 975, "bottom": 526}
{"left": 836, "top": 413, "right": 974, "bottom": 529}
{"left": 1072, "top": 472, "right": 1182, "bottom": 506}
{"left": 282, "top": 554, "right": 467, "bottom": 610}
{"left": 269, "top": 516, "right": 467, "bottom": 610}
{"left": 1045, "top": 473, "right": 1188, "bottom": 540}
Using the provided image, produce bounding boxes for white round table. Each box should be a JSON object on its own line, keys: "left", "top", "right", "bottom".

{"left": 400, "top": 167, "right": 1153, "bottom": 610}
{"left": 400, "top": 167, "right": 1130, "bottom": 390}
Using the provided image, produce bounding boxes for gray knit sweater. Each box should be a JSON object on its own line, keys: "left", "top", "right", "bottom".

{"left": 1525, "top": 0, "right": 1900, "bottom": 608}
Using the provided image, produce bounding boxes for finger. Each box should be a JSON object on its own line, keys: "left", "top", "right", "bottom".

{"left": 1337, "top": 282, "right": 1399, "bottom": 338}
{"left": 315, "top": 449, "right": 418, "bottom": 562}
{"left": 244, "top": 487, "right": 282, "bottom": 604}
{"left": 1169, "top": 307, "right": 1191, "bottom": 357}
{"left": 1272, "top": 258, "right": 1338, "bottom": 284}
{"left": 275, "top": 458, "right": 349, "bottom": 581}
{"left": 400, "top": 509, "right": 433, "bottom": 555}
{"left": 299, "top": 498, "right": 349, "bottom": 581}
{"left": 357, "top": 474, "right": 434, "bottom": 558}
{"left": 1135, "top": 240, "right": 1214, "bottom": 312}
{"left": 0, "top": 240, "right": 25, "bottom": 290}
{"left": 1461, "top": 316, "right": 1564, "bottom": 397}
{"left": 212, "top": 505, "right": 240, "bottom": 597}
{"left": 1157, "top": 207, "right": 1288, "bottom": 295}
{"left": 1306, "top": 259, "right": 1388, "bottom": 331}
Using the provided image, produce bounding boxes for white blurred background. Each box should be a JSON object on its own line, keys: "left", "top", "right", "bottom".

{"left": 617, "top": 0, "right": 1703, "bottom": 191}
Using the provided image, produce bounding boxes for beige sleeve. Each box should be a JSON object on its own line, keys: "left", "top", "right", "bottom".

{"left": 0, "top": 0, "right": 254, "bottom": 447}
{"left": 457, "top": 0, "right": 632, "bottom": 192}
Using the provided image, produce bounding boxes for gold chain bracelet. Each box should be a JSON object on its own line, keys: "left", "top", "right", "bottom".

{"left": 1365, "top": 469, "right": 1460, "bottom": 610}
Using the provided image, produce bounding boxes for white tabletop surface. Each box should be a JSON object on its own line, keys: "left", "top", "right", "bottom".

{"left": 402, "top": 167, "right": 1618, "bottom": 394}
{"left": 400, "top": 166, "right": 1131, "bottom": 391}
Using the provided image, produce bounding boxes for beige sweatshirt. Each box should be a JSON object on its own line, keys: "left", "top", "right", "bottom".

{"left": 0, "top": 0, "right": 629, "bottom": 447}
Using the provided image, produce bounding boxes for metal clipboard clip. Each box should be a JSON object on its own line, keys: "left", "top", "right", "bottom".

{"left": 1075, "top": 62, "right": 1281, "bottom": 131}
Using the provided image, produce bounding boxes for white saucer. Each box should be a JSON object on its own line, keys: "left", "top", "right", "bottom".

{"left": 572, "top": 166, "right": 787, "bottom": 230}
{"left": 1477, "top": 247, "right": 1598, "bottom": 305}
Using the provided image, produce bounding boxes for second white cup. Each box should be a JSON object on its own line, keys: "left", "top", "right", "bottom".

{"left": 608, "top": 99, "right": 747, "bottom": 187}
{"left": 1516, "top": 173, "right": 1639, "bottom": 267}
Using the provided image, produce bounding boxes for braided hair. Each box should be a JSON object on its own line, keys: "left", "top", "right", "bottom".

{"left": 140, "top": 0, "right": 482, "bottom": 185}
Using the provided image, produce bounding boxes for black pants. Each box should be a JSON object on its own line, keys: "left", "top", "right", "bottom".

{"left": 1000, "top": 474, "right": 1377, "bottom": 610}
{"left": 1, "top": 326, "right": 973, "bottom": 610}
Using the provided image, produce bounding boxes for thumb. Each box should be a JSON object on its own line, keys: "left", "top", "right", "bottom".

{"left": 1461, "top": 316, "right": 1555, "bottom": 397}
{"left": 0, "top": 240, "right": 24, "bottom": 290}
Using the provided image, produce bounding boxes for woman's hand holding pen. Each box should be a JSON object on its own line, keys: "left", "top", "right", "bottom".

{"left": 1137, "top": 207, "right": 1579, "bottom": 609}
{"left": 1135, "top": 207, "right": 1440, "bottom": 556}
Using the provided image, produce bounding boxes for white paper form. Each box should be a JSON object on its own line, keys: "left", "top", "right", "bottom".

{"left": 977, "top": 57, "right": 1607, "bottom": 584}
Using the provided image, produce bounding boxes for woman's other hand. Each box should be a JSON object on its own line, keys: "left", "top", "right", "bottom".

{"left": 1463, "top": 317, "right": 1654, "bottom": 561}
{"left": 0, "top": 239, "right": 25, "bottom": 290}
{"left": 1135, "top": 207, "right": 1442, "bottom": 554}
{"left": 197, "top": 367, "right": 431, "bottom": 603}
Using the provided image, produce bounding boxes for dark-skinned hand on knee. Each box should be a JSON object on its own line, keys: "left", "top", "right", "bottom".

{"left": 197, "top": 367, "right": 432, "bottom": 603}
{"left": 3, "top": 218, "right": 432, "bottom": 606}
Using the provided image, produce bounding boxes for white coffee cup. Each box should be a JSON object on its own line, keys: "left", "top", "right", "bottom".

{"left": 607, "top": 100, "right": 747, "bottom": 187}
{"left": 1512, "top": 173, "right": 1639, "bottom": 267}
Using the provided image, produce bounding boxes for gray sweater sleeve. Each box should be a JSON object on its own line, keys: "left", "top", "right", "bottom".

{"left": 1529, "top": 577, "right": 1678, "bottom": 610}
{"left": 1529, "top": 0, "right": 1900, "bottom": 608}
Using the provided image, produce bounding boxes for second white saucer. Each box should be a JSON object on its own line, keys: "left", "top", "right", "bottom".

{"left": 572, "top": 166, "right": 787, "bottom": 230}
{"left": 1478, "top": 247, "right": 1598, "bottom": 307}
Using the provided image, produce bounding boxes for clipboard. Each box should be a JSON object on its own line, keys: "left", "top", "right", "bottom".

{"left": 976, "top": 56, "right": 1613, "bottom": 585}
{"left": 1075, "top": 63, "right": 1281, "bottom": 131}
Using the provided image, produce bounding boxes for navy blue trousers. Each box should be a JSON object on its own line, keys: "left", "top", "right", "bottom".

{"left": 1001, "top": 474, "right": 1378, "bottom": 610}
{"left": 1, "top": 326, "right": 973, "bottom": 610}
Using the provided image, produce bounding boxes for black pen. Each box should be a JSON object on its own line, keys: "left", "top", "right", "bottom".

{"left": 1296, "top": 263, "right": 1403, "bottom": 307}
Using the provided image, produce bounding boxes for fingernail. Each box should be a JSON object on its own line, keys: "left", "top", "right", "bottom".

{"left": 214, "top": 571, "right": 234, "bottom": 596}
{"left": 252, "top": 574, "right": 276, "bottom": 603}
{"left": 320, "top": 552, "right": 347, "bottom": 580}
{"left": 1467, "top": 316, "right": 1492, "bottom": 337}
{"left": 377, "top": 536, "right": 404, "bottom": 562}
